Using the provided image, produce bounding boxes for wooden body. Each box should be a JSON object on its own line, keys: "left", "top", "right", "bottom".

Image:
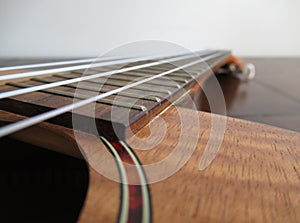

{"left": 0, "top": 52, "right": 299, "bottom": 222}
{"left": 1, "top": 106, "right": 299, "bottom": 222}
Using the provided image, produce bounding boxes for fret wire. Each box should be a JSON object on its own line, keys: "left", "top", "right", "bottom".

{"left": 121, "top": 69, "right": 193, "bottom": 82}
{"left": 74, "top": 51, "right": 217, "bottom": 80}
{"left": 0, "top": 55, "right": 130, "bottom": 72}
{"left": 139, "top": 61, "right": 204, "bottom": 71}
{"left": 0, "top": 52, "right": 205, "bottom": 99}
{"left": 143, "top": 67, "right": 195, "bottom": 76}
{"left": 128, "top": 57, "right": 217, "bottom": 79}
{"left": 54, "top": 74, "right": 173, "bottom": 95}
{"left": 0, "top": 50, "right": 215, "bottom": 81}
{"left": 0, "top": 53, "right": 182, "bottom": 81}
{"left": 108, "top": 76, "right": 181, "bottom": 88}
{"left": 117, "top": 50, "right": 216, "bottom": 69}
{"left": 7, "top": 82, "right": 148, "bottom": 112}
{"left": 90, "top": 62, "right": 196, "bottom": 77}
{"left": 0, "top": 51, "right": 228, "bottom": 138}
{"left": 70, "top": 50, "right": 217, "bottom": 74}
{"left": 77, "top": 69, "right": 189, "bottom": 84}
{"left": 32, "top": 77, "right": 162, "bottom": 103}
{"left": 113, "top": 71, "right": 189, "bottom": 83}
{"left": 128, "top": 67, "right": 195, "bottom": 78}
{"left": 70, "top": 54, "right": 225, "bottom": 88}
{"left": 72, "top": 71, "right": 181, "bottom": 88}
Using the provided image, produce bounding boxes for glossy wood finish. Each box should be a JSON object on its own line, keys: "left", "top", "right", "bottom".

{"left": 1, "top": 57, "right": 299, "bottom": 223}
{"left": 0, "top": 52, "right": 229, "bottom": 140}
{"left": 1, "top": 105, "right": 299, "bottom": 223}
{"left": 128, "top": 106, "right": 300, "bottom": 223}
{"left": 198, "top": 57, "right": 300, "bottom": 132}
{"left": 2, "top": 57, "right": 299, "bottom": 134}
{"left": 245, "top": 58, "right": 300, "bottom": 101}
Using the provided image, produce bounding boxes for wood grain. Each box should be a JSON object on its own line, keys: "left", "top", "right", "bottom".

{"left": 0, "top": 53, "right": 234, "bottom": 140}
{"left": 127, "top": 106, "right": 300, "bottom": 223}
{"left": 1, "top": 55, "right": 299, "bottom": 222}
{"left": 1, "top": 103, "right": 299, "bottom": 222}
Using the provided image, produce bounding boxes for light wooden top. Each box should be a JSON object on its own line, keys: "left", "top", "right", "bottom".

{"left": 130, "top": 107, "right": 300, "bottom": 223}
{"left": 1, "top": 104, "right": 299, "bottom": 223}
{"left": 77, "top": 106, "right": 300, "bottom": 223}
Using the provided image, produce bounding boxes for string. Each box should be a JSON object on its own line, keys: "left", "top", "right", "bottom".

{"left": 0, "top": 55, "right": 129, "bottom": 72}
{"left": 0, "top": 51, "right": 227, "bottom": 138}
{"left": 0, "top": 52, "right": 207, "bottom": 99}
{"left": 0, "top": 50, "right": 215, "bottom": 81}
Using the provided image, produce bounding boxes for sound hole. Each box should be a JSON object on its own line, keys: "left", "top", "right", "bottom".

{"left": 0, "top": 137, "right": 89, "bottom": 223}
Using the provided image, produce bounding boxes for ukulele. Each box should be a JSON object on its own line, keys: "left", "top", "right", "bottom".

{"left": 0, "top": 49, "right": 299, "bottom": 223}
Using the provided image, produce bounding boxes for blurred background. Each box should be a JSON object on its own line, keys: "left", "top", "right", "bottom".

{"left": 1, "top": 0, "right": 300, "bottom": 58}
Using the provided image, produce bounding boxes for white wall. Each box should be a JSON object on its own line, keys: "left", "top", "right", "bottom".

{"left": 0, "top": 0, "right": 299, "bottom": 58}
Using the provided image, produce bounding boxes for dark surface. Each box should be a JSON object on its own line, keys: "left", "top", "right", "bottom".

{"left": 0, "top": 58, "right": 91, "bottom": 223}
{"left": 199, "top": 57, "right": 300, "bottom": 132}
{"left": 0, "top": 137, "right": 88, "bottom": 223}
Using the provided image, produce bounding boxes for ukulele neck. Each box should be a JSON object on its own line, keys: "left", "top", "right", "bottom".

{"left": 0, "top": 50, "right": 234, "bottom": 140}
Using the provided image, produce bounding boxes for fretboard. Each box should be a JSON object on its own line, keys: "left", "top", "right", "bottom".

{"left": 0, "top": 50, "right": 230, "bottom": 139}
